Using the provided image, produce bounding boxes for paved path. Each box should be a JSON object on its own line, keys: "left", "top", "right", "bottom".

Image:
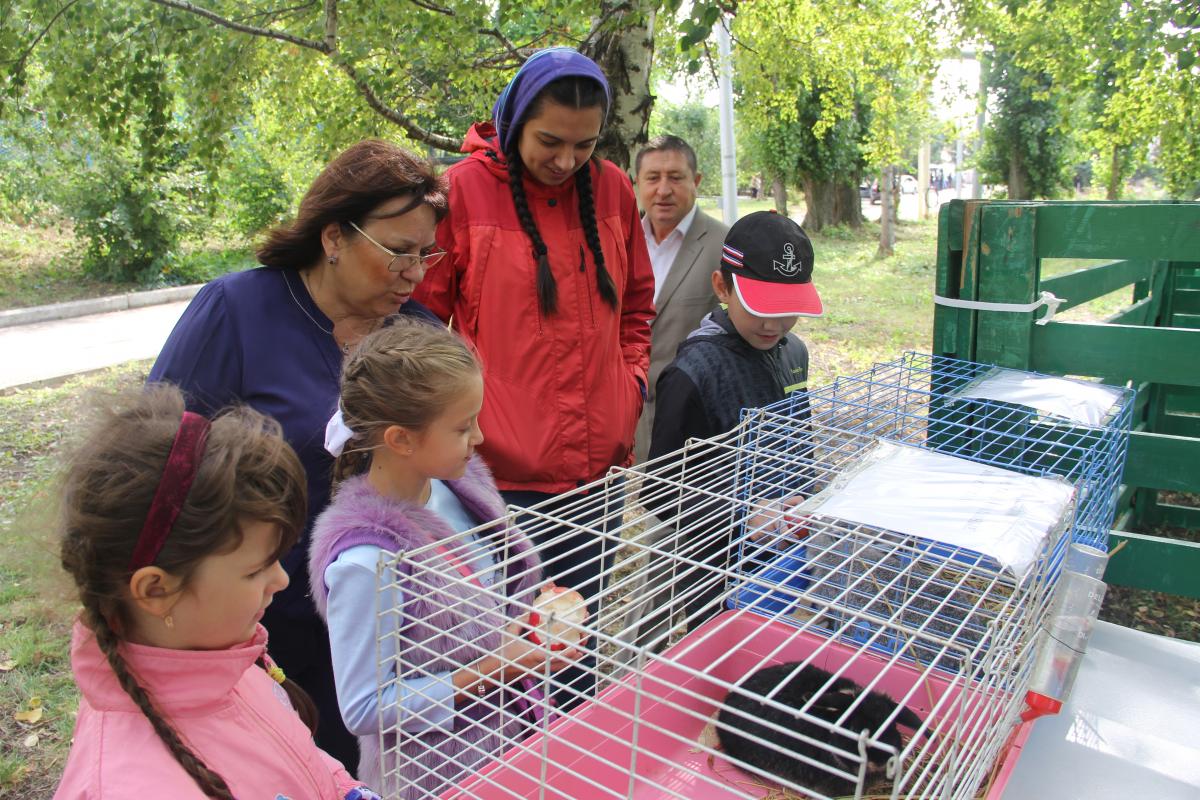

{"left": 0, "top": 300, "right": 189, "bottom": 390}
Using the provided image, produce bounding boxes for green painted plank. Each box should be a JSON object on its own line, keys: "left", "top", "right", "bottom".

{"left": 1165, "top": 385, "right": 1200, "bottom": 414}
{"left": 1040, "top": 259, "right": 1153, "bottom": 311}
{"left": 1157, "top": 503, "right": 1200, "bottom": 529}
{"left": 1173, "top": 289, "right": 1200, "bottom": 314}
{"left": 1177, "top": 275, "right": 1200, "bottom": 290}
{"left": 1172, "top": 314, "right": 1200, "bottom": 329}
{"left": 974, "top": 204, "right": 1039, "bottom": 369}
{"left": 1122, "top": 430, "right": 1200, "bottom": 492}
{"left": 942, "top": 201, "right": 989, "bottom": 360}
{"left": 1106, "top": 531, "right": 1200, "bottom": 598}
{"left": 1031, "top": 322, "right": 1200, "bottom": 386}
{"left": 1157, "top": 413, "right": 1200, "bottom": 438}
{"left": 1149, "top": 263, "right": 1172, "bottom": 325}
{"left": 1033, "top": 204, "right": 1200, "bottom": 260}
{"left": 1105, "top": 296, "right": 1156, "bottom": 326}
{"left": 933, "top": 201, "right": 966, "bottom": 356}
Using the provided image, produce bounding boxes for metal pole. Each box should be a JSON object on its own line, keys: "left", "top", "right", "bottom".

{"left": 715, "top": 17, "right": 738, "bottom": 225}
{"left": 918, "top": 142, "right": 931, "bottom": 220}
{"left": 955, "top": 138, "right": 964, "bottom": 197}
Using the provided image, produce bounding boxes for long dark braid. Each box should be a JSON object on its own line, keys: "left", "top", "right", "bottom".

{"left": 574, "top": 159, "right": 618, "bottom": 309}
{"left": 505, "top": 151, "right": 559, "bottom": 315}
{"left": 502, "top": 74, "right": 618, "bottom": 315}
{"left": 83, "top": 604, "right": 236, "bottom": 799}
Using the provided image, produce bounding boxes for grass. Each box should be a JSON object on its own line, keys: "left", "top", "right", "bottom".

{"left": 0, "top": 362, "right": 152, "bottom": 795}
{"left": 801, "top": 220, "right": 934, "bottom": 387}
{"left": 0, "top": 220, "right": 256, "bottom": 312}
{"left": 0, "top": 220, "right": 138, "bottom": 311}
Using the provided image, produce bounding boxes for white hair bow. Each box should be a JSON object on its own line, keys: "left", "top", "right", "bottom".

{"left": 324, "top": 407, "right": 354, "bottom": 457}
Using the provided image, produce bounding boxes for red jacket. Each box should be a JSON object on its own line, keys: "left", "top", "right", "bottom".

{"left": 415, "top": 123, "right": 655, "bottom": 493}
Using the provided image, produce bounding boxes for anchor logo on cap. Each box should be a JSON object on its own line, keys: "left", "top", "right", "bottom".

{"left": 773, "top": 243, "right": 800, "bottom": 277}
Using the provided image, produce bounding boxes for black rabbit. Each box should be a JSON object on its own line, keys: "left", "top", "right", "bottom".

{"left": 717, "top": 662, "right": 927, "bottom": 797}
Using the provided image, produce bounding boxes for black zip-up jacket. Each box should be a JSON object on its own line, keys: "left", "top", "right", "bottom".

{"left": 648, "top": 307, "right": 810, "bottom": 460}
{"left": 636, "top": 307, "right": 811, "bottom": 630}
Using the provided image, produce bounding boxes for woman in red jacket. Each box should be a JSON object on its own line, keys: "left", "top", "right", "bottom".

{"left": 414, "top": 47, "right": 654, "bottom": 703}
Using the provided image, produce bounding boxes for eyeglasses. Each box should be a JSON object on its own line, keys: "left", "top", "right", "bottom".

{"left": 347, "top": 221, "right": 447, "bottom": 273}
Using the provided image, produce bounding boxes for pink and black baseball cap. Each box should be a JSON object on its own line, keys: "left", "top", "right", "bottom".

{"left": 720, "top": 211, "right": 823, "bottom": 318}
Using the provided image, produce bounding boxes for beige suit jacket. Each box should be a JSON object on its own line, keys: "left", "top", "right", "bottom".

{"left": 634, "top": 208, "right": 729, "bottom": 463}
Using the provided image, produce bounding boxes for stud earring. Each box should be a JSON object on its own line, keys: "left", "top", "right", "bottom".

{"left": 164, "top": 615, "right": 174, "bottom": 630}
{"left": 327, "top": 254, "right": 338, "bottom": 265}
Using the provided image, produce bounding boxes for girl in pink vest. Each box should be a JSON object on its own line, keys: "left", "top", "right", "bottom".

{"left": 309, "top": 320, "right": 581, "bottom": 799}
{"left": 55, "top": 384, "right": 377, "bottom": 800}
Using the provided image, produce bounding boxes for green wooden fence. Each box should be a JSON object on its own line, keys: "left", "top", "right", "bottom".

{"left": 933, "top": 200, "right": 1200, "bottom": 598}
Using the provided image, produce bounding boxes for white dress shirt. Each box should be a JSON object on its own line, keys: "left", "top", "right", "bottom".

{"left": 642, "top": 204, "right": 699, "bottom": 304}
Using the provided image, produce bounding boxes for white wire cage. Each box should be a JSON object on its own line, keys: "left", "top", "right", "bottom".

{"left": 374, "top": 418, "right": 1074, "bottom": 800}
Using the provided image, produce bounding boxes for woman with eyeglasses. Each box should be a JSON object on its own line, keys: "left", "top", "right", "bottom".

{"left": 413, "top": 48, "right": 654, "bottom": 705}
{"left": 149, "top": 139, "right": 448, "bottom": 772}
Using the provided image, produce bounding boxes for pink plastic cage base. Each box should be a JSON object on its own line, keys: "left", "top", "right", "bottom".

{"left": 982, "top": 720, "right": 1034, "bottom": 800}
{"left": 441, "top": 610, "right": 1028, "bottom": 799}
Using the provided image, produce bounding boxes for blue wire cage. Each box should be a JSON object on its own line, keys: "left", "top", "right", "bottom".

{"left": 771, "top": 352, "right": 1133, "bottom": 550}
{"left": 727, "top": 352, "right": 1133, "bottom": 671}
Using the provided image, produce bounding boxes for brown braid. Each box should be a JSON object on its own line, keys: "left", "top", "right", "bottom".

{"left": 573, "top": 160, "right": 618, "bottom": 309}
{"left": 59, "top": 385, "right": 309, "bottom": 799}
{"left": 83, "top": 605, "right": 236, "bottom": 799}
{"left": 505, "top": 150, "right": 558, "bottom": 315}
{"left": 256, "top": 656, "right": 319, "bottom": 735}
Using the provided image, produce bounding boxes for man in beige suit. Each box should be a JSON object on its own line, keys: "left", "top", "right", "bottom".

{"left": 633, "top": 135, "right": 729, "bottom": 462}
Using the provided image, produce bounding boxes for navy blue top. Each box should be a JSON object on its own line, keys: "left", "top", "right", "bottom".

{"left": 149, "top": 266, "right": 438, "bottom": 618}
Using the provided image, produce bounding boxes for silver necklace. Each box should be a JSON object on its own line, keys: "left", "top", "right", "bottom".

{"left": 284, "top": 271, "right": 350, "bottom": 354}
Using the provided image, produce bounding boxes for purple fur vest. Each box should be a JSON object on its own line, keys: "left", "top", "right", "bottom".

{"left": 307, "top": 456, "right": 541, "bottom": 799}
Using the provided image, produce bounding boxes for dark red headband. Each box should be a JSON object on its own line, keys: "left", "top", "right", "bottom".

{"left": 128, "top": 411, "right": 211, "bottom": 571}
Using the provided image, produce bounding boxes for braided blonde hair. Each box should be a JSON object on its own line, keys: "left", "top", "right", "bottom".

{"left": 333, "top": 318, "right": 482, "bottom": 484}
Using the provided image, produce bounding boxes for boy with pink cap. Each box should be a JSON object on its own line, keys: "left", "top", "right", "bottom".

{"left": 621, "top": 211, "right": 821, "bottom": 651}
{"left": 648, "top": 209, "right": 822, "bottom": 458}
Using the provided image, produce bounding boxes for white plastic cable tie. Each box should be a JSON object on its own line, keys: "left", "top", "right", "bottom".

{"left": 934, "top": 291, "right": 1064, "bottom": 325}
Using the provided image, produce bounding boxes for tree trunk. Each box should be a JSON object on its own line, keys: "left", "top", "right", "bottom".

{"left": 587, "top": 2, "right": 656, "bottom": 172}
{"left": 842, "top": 182, "right": 863, "bottom": 228}
{"left": 1107, "top": 143, "right": 1121, "bottom": 200}
{"left": 877, "top": 166, "right": 895, "bottom": 258}
{"left": 1008, "top": 148, "right": 1028, "bottom": 200}
{"left": 800, "top": 177, "right": 864, "bottom": 232}
{"left": 772, "top": 175, "right": 789, "bottom": 217}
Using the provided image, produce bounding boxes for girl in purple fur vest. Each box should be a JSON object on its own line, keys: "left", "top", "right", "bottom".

{"left": 308, "top": 319, "right": 582, "bottom": 799}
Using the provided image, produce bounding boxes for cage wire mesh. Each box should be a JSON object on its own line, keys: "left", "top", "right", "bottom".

{"left": 769, "top": 352, "right": 1134, "bottom": 551}
{"left": 376, "top": 415, "right": 1076, "bottom": 800}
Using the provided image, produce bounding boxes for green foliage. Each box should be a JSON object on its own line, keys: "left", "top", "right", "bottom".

{"left": 162, "top": 245, "right": 257, "bottom": 286}
{"left": 220, "top": 130, "right": 293, "bottom": 237}
{"left": 964, "top": 0, "right": 1198, "bottom": 198}
{"left": 0, "top": 98, "right": 63, "bottom": 225}
{"left": 728, "top": 0, "right": 939, "bottom": 229}
{"left": 0, "top": 0, "right": 660, "bottom": 283}
{"left": 977, "top": 50, "right": 1073, "bottom": 198}
{"left": 58, "top": 136, "right": 209, "bottom": 284}
{"left": 0, "top": 143, "right": 54, "bottom": 225}
{"left": 648, "top": 98, "right": 722, "bottom": 183}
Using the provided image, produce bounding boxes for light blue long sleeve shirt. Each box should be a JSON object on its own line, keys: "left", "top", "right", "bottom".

{"left": 324, "top": 480, "right": 498, "bottom": 737}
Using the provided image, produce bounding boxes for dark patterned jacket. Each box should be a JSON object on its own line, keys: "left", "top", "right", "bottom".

{"left": 649, "top": 307, "right": 809, "bottom": 459}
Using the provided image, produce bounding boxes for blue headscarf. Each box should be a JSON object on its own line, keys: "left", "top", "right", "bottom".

{"left": 491, "top": 47, "right": 611, "bottom": 154}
